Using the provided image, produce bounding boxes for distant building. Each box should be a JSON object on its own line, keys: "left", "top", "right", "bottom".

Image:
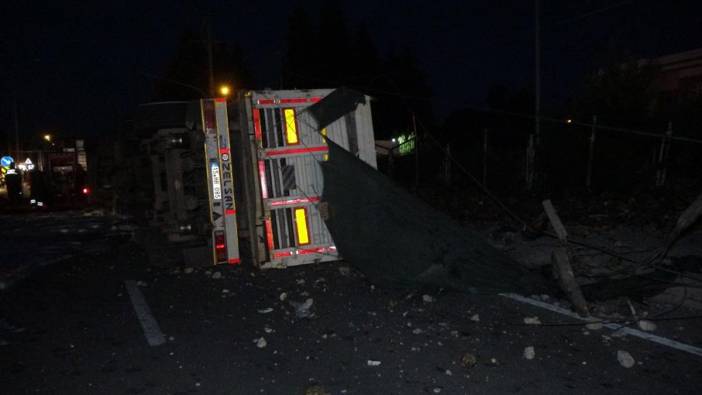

{"left": 644, "top": 48, "right": 702, "bottom": 98}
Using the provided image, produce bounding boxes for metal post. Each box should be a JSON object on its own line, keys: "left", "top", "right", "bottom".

{"left": 586, "top": 115, "right": 597, "bottom": 190}
{"left": 482, "top": 128, "right": 488, "bottom": 186}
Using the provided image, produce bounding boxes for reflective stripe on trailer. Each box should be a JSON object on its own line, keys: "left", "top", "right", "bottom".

{"left": 294, "top": 207, "right": 310, "bottom": 245}
{"left": 264, "top": 218, "right": 275, "bottom": 251}
{"left": 283, "top": 108, "right": 300, "bottom": 145}
{"left": 258, "top": 160, "right": 268, "bottom": 199}
{"left": 272, "top": 246, "right": 337, "bottom": 259}
{"left": 256, "top": 97, "right": 321, "bottom": 105}
{"left": 252, "top": 108, "right": 263, "bottom": 140}
{"left": 265, "top": 145, "right": 328, "bottom": 157}
{"left": 269, "top": 196, "right": 320, "bottom": 208}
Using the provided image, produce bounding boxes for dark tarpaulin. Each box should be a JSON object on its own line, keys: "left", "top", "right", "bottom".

{"left": 307, "top": 88, "right": 367, "bottom": 131}
{"left": 320, "top": 140, "right": 549, "bottom": 295}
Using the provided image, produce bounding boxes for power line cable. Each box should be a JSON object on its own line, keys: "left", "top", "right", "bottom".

{"left": 284, "top": 70, "right": 702, "bottom": 144}
{"left": 555, "top": 0, "right": 634, "bottom": 25}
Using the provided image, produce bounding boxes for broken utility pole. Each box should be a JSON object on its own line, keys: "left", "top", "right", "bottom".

{"left": 543, "top": 199, "right": 589, "bottom": 316}
{"left": 320, "top": 136, "right": 551, "bottom": 295}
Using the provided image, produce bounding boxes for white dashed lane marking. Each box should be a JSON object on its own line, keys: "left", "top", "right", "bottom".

{"left": 502, "top": 293, "right": 702, "bottom": 358}
{"left": 125, "top": 280, "right": 166, "bottom": 346}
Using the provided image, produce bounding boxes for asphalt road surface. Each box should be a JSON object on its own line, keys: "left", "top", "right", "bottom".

{"left": 1, "top": 212, "right": 701, "bottom": 394}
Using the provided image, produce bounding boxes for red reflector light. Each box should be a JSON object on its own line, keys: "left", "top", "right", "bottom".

{"left": 214, "top": 231, "right": 227, "bottom": 262}
{"left": 82, "top": 187, "right": 90, "bottom": 195}
{"left": 202, "top": 100, "right": 216, "bottom": 129}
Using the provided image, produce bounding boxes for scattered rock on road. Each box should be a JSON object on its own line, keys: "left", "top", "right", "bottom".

{"left": 470, "top": 314, "right": 480, "bottom": 322}
{"left": 617, "top": 350, "right": 635, "bottom": 368}
{"left": 255, "top": 337, "right": 267, "bottom": 349}
{"left": 524, "top": 346, "right": 535, "bottom": 360}
{"left": 461, "top": 352, "right": 477, "bottom": 369}
{"left": 290, "top": 298, "right": 314, "bottom": 319}
{"left": 211, "top": 271, "right": 222, "bottom": 279}
{"left": 422, "top": 294, "right": 435, "bottom": 303}
{"left": 523, "top": 316, "right": 541, "bottom": 325}
{"left": 367, "top": 360, "right": 381, "bottom": 367}
{"left": 638, "top": 320, "right": 657, "bottom": 332}
{"left": 305, "top": 385, "right": 330, "bottom": 395}
{"left": 586, "top": 321, "right": 604, "bottom": 330}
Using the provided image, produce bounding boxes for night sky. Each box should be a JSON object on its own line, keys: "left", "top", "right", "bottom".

{"left": 2, "top": 0, "right": 701, "bottom": 145}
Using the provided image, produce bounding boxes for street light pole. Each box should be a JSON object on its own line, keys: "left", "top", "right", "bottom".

{"left": 534, "top": 0, "right": 541, "bottom": 148}
{"left": 206, "top": 16, "right": 215, "bottom": 98}
{"left": 527, "top": 0, "right": 541, "bottom": 191}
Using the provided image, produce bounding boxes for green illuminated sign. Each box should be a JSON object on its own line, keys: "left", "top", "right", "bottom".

{"left": 396, "top": 133, "right": 416, "bottom": 156}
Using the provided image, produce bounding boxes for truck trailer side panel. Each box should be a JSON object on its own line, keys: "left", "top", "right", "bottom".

{"left": 241, "top": 89, "right": 376, "bottom": 268}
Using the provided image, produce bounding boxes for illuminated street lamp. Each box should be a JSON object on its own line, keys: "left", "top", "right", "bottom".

{"left": 43, "top": 134, "right": 52, "bottom": 142}
{"left": 219, "top": 84, "right": 231, "bottom": 97}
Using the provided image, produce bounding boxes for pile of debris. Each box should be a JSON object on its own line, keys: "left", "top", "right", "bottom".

{"left": 322, "top": 137, "right": 702, "bottom": 326}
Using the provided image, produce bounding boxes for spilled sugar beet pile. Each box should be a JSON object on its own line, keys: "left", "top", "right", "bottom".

{"left": 321, "top": 141, "right": 550, "bottom": 296}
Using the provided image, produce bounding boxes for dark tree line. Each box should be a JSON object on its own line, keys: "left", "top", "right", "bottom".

{"left": 282, "top": 4, "right": 434, "bottom": 139}
{"left": 150, "top": 6, "right": 434, "bottom": 140}
{"left": 152, "top": 28, "right": 251, "bottom": 101}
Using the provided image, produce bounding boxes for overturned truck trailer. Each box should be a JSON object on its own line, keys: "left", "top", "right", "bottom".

{"left": 141, "top": 88, "right": 545, "bottom": 295}
{"left": 142, "top": 89, "right": 377, "bottom": 268}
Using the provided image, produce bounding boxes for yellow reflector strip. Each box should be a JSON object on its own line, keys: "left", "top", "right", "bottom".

{"left": 284, "top": 108, "right": 299, "bottom": 144}
{"left": 321, "top": 128, "right": 328, "bottom": 161}
{"left": 294, "top": 207, "right": 310, "bottom": 245}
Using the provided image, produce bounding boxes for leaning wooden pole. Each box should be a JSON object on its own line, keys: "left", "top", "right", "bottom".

{"left": 542, "top": 199, "right": 589, "bottom": 316}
